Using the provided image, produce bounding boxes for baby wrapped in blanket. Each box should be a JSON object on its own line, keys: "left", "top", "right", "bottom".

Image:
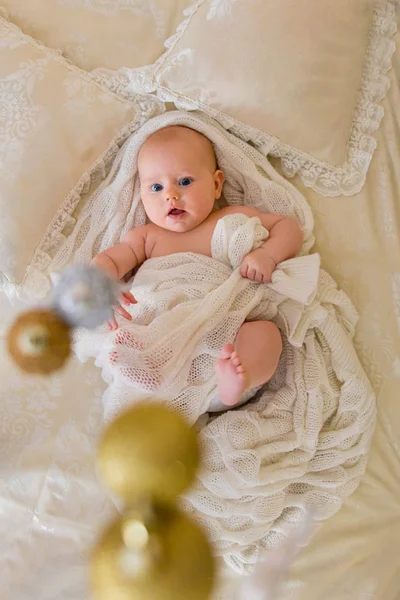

{"left": 71, "top": 112, "right": 375, "bottom": 570}
{"left": 90, "top": 125, "right": 303, "bottom": 414}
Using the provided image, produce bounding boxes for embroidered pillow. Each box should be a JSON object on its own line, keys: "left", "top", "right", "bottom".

{"left": 0, "top": 0, "right": 192, "bottom": 71}
{"left": 136, "top": 0, "right": 398, "bottom": 196}
{"left": 0, "top": 14, "right": 161, "bottom": 299}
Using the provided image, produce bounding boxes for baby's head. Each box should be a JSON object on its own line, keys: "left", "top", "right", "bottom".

{"left": 138, "top": 125, "right": 224, "bottom": 232}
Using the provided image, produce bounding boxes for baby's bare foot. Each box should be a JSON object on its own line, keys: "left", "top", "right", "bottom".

{"left": 216, "top": 344, "right": 247, "bottom": 406}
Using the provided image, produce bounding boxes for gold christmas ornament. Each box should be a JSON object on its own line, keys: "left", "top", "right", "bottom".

{"left": 97, "top": 403, "right": 200, "bottom": 505}
{"left": 7, "top": 310, "right": 71, "bottom": 374}
{"left": 91, "top": 503, "right": 215, "bottom": 600}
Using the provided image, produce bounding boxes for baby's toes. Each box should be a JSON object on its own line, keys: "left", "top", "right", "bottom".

{"left": 220, "top": 343, "right": 235, "bottom": 360}
{"left": 231, "top": 352, "right": 241, "bottom": 367}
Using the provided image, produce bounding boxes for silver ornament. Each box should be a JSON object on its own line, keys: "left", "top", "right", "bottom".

{"left": 53, "top": 265, "right": 118, "bottom": 329}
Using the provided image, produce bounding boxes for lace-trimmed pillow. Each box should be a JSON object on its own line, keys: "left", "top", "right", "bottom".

{"left": 0, "top": 0, "right": 192, "bottom": 71}
{"left": 0, "top": 13, "right": 162, "bottom": 300}
{"left": 135, "top": 0, "right": 398, "bottom": 196}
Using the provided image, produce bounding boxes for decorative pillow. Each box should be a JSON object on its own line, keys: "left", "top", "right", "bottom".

{"left": 135, "top": 0, "right": 398, "bottom": 196}
{"left": 0, "top": 0, "right": 192, "bottom": 71}
{"left": 0, "top": 13, "right": 162, "bottom": 299}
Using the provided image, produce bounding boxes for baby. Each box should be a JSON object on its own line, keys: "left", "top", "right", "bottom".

{"left": 92, "top": 126, "right": 303, "bottom": 407}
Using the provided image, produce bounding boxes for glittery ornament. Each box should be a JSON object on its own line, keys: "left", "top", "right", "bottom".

{"left": 7, "top": 310, "right": 71, "bottom": 374}
{"left": 97, "top": 403, "right": 200, "bottom": 505}
{"left": 53, "top": 265, "right": 118, "bottom": 329}
{"left": 91, "top": 503, "right": 215, "bottom": 600}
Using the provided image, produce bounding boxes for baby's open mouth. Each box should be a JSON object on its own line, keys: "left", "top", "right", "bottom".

{"left": 168, "top": 208, "right": 186, "bottom": 216}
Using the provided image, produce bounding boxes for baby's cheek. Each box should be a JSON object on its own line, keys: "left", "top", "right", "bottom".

{"left": 146, "top": 204, "right": 164, "bottom": 225}
{"left": 141, "top": 197, "right": 153, "bottom": 215}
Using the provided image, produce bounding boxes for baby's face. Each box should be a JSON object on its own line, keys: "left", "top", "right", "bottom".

{"left": 138, "top": 126, "right": 224, "bottom": 233}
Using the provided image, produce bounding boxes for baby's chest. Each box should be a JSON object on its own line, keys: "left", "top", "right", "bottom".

{"left": 151, "top": 227, "right": 214, "bottom": 259}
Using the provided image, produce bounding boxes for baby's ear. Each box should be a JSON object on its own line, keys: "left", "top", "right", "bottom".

{"left": 214, "top": 169, "right": 225, "bottom": 199}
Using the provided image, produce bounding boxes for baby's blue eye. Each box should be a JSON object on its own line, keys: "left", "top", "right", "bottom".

{"left": 179, "top": 177, "right": 193, "bottom": 187}
{"left": 151, "top": 183, "right": 163, "bottom": 192}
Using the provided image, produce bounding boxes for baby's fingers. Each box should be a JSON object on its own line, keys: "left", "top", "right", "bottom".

{"left": 246, "top": 267, "right": 257, "bottom": 281}
{"left": 120, "top": 291, "right": 137, "bottom": 305}
{"left": 115, "top": 303, "right": 132, "bottom": 321}
{"left": 262, "top": 271, "right": 273, "bottom": 284}
{"left": 240, "top": 261, "right": 249, "bottom": 278}
{"left": 107, "top": 313, "right": 119, "bottom": 331}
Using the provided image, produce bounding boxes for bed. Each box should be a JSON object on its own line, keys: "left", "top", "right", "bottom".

{"left": 1, "top": 2, "right": 399, "bottom": 599}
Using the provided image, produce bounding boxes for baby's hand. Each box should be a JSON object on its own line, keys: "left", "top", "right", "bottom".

{"left": 107, "top": 291, "right": 137, "bottom": 331}
{"left": 240, "top": 248, "right": 276, "bottom": 284}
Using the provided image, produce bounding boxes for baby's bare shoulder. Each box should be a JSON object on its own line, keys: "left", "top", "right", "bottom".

{"left": 122, "top": 223, "right": 152, "bottom": 244}
{"left": 121, "top": 223, "right": 156, "bottom": 258}
{"left": 217, "top": 205, "right": 287, "bottom": 230}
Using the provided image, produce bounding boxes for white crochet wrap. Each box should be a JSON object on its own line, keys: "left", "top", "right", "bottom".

{"left": 75, "top": 214, "right": 322, "bottom": 420}
{"left": 53, "top": 111, "right": 376, "bottom": 573}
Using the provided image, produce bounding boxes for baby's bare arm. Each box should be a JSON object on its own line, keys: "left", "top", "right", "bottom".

{"left": 257, "top": 212, "right": 303, "bottom": 264}
{"left": 91, "top": 226, "right": 148, "bottom": 280}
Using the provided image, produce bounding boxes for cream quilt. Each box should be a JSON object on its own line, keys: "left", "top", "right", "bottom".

{"left": 0, "top": 2, "right": 399, "bottom": 600}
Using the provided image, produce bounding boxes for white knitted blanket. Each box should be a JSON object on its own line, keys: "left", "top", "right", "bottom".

{"left": 53, "top": 111, "right": 376, "bottom": 573}
{"left": 75, "top": 213, "right": 321, "bottom": 422}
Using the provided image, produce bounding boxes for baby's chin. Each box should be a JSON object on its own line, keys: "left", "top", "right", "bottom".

{"left": 163, "top": 219, "right": 196, "bottom": 233}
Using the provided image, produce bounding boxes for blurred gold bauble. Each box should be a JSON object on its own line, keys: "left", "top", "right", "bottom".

{"left": 91, "top": 503, "right": 215, "bottom": 600}
{"left": 7, "top": 309, "right": 71, "bottom": 374}
{"left": 97, "top": 403, "right": 200, "bottom": 504}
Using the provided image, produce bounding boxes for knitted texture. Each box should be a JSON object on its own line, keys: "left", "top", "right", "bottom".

{"left": 61, "top": 111, "right": 375, "bottom": 573}
{"left": 75, "top": 214, "right": 321, "bottom": 420}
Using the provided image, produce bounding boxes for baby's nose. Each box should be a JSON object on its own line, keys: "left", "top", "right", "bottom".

{"left": 165, "top": 188, "right": 180, "bottom": 201}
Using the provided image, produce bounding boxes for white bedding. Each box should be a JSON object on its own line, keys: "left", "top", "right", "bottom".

{"left": 284, "top": 29, "right": 400, "bottom": 600}
{"left": 1, "top": 8, "right": 399, "bottom": 600}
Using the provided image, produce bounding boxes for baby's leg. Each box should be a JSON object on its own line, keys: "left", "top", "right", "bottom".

{"left": 216, "top": 321, "right": 282, "bottom": 407}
